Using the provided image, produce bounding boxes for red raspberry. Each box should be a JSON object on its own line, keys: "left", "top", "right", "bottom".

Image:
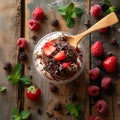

{"left": 88, "top": 85, "right": 100, "bottom": 96}
{"left": 90, "top": 5, "right": 102, "bottom": 17}
{"left": 101, "top": 77, "right": 112, "bottom": 90}
{"left": 17, "top": 38, "right": 28, "bottom": 48}
{"left": 95, "top": 100, "right": 107, "bottom": 114}
{"left": 91, "top": 41, "right": 104, "bottom": 57}
{"left": 29, "top": 19, "right": 40, "bottom": 31}
{"left": 32, "top": 7, "right": 45, "bottom": 21}
{"left": 99, "top": 27, "right": 108, "bottom": 33}
{"left": 89, "top": 115, "right": 99, "bottom": 120}
{"left": 89, "top": 67, "right": 100, "bottom": 80}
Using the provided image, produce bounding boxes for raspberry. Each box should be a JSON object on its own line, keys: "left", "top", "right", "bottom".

{"left": 89, "top": 67, "right": 100, "bottom": 80}
{"left": 32, "top": 7, "right": 45, "bottom": 21}
{"left": 17, "top": 38, "right": 28, "bottom": 48}
{"left": 101, "top": 77, "right": 112, "bottom": 90}
{"left": 89, "top": 115, "right": 99, "bottom": 120}
{"left": 90, "top": 5, "right": 102, "bottom": 17}
{"left": 18, "top": 52, "right": 27, "bottom": 61}
{"left": 88, "top": 85, "right": 100, "bottom": 96}
{"left": 95, "top": 100, "right": 107, "bottom": 114}
{"left": 29, "top": 19, "right": 40, "bottom": 31}
{"left": 91, "top": 41, "right": 104, "bottom": 57}
{"left": 98, "top": 27, "right": 108, "bottom": 33}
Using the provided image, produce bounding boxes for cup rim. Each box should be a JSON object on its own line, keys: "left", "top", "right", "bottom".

{"left": 33, "top": 31, "right": 86, "bottom": 84}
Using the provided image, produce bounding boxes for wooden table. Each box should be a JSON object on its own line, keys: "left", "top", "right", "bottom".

{"left": 0, "top": 0, "right": 120, "bottom": 120}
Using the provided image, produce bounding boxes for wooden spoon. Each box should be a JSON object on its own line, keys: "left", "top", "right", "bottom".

{"left": 65, "top": 12, "right": 119, "bottom": 48}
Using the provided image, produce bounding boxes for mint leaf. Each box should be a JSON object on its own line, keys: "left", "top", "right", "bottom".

{"left": 74, "top": 7, "right": 84, "bottom": 17}
{"left": 104, "top": 0, "right": 111, "bottom": 6}
{"left": 106, "top": 6, "right": 118, "bottom": 14}
{"left": 12, "top": 108, "right": 21, "bottom": 120}
{"left": 65, "top": 16, "right": 75, "bottom": 28}
{"left": 58, "top": 6, "right": 66, "bottom": 15}
{"left": 20, "top": 110, "right": 30, "bottom": 119}
{"left": 66, "top": 103, "right": 81, "bottom": 119}
{"left": 19, "top": 76, "right": 31, "bottom": 85}
{"left": 0, "top": 86, "right": 6, "bottom": 92}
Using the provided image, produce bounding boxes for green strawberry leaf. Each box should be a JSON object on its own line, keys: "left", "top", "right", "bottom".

{"left": 0, "top": 86, "right": 6, "bottom": 92}
{"left": 20, "top": 110, "right": 30, "bottom": 119}
{"left": 19, "top": 76, "right": 31, "bottom": 85}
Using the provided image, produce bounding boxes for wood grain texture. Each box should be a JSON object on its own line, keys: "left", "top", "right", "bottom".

{"left": 24, "top": 0, "right": 90, "bottom": 120}
{"left": 0, "top": 0, "right": 21, "bottom": 120}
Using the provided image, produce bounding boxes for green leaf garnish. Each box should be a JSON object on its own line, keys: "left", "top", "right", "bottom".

{"left": 104, "top": 0, "right": 111, "bottom": 6}
{"left": 66, "top": 103, "right": 81, "bottom": 119}
{"left": 12, "top": 108, "right": 30, "bottom": 120}
{"left": 7, "top": 63, "right": 31, "bottom": 85}
{"left": 0, "top": 86, "right": 6, "bottom": 92}
{"left": 58, "top": 2, "right": 84, "bottom": 28}
{"left": 106, "top": 6, "right": 118, "bottom": 14}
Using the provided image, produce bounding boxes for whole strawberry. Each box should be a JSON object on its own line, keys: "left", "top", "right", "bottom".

{"left": 88, "top": 85, "right": 100, "bottom": 96}
{"left": 95, "top": 100, "right": 107, "bottom": 114}
{"left": 26, "top": 85, "right": 41, "bottom": 101}
{"left": 89, "top": 115, "right": 99, "bottom": 120}
{"left": 103, "top": 56, "right": 117, "bottom": 73}
{"left": 101, "top": 77, "right": 112, "bottom": 90}
{"left": 90, "top": 5, "right": 102, "bottom": 17}
{"left": 29, "top": 19, "right": 40, "bottom": 31}
{"left": 32, "top": 7, "right": 45, "bottom": 21}
{"left": 91, "top": 41, "right": 104, "bottom": 57}
{"left": 89, "top": 67, "right": 100, "bottom": 80}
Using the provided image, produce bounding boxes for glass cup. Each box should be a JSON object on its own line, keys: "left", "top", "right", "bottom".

{"left": 33, "top": 31, "right": 85, "bottom": 84}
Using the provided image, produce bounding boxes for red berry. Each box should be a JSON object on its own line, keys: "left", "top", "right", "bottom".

{"left": 88, "top": 85, "right": 100, "bottom": 96}
{"left": 89, "top": 67, "right": 100, "bottom": 80}
{"left": 29, "top": 19, "right": 40, "bottom": 31}
{"left": 26, "top": 85, "right": 41, "bottom": 101}
{"left": 62, "top": 62, "right": 70, "bottom": 69}
{"left": 17, "top": 38, "right": 28, "bottom": 48}
{"left": 54, "top": 51, "right": 66, "bottom": 61}
{"left": 99, "top": 27, "right": 108, "bottom": 33}
{"left": 95, "top": 100, "right": 107, "bottom": 114}
{"left": 101, "top": 77, "right": 112, "bottom": 90}
{"left": 32, "top": 7, "right": 45, "bottom": 21}
{"left": 89, "top": 115, "right": 99, "bottom": 120}
{"left": 90, "top": 5, "right": 102, "bottom": 17}
{"left": 103, "top": 56, "right": 117, "bottom": 73}
{"left": 91, "top": 41, "right": 104, "bottom": 57}
{"left": 42, "top": 41, "right": 56, "bottom": 57}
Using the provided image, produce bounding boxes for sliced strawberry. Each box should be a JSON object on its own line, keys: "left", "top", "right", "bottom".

{"left": 42, "top": 41, "right": 56, "bottom": 56}
{"left": 62, "top": 62, "right": 70, "bottom": 69}
{"left": 54, "top": 50, "right": 66, "bottom": 61}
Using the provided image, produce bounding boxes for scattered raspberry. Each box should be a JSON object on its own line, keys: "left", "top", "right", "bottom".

{"left": 101, "top": 77, "right": 112, "bottom": 90}
{"left": 91, "top": 41, "right": 104, "bottom": 57}
{"left": 18, "top": 52, "right": 27, "bottom": 61}
{"left": 99, "top": 27, "right": 108, "bottom": 33}
{"left": 110, "top": 38, "right": 117, "bottom": 45}
{"left": 89, "top": 67, "right": 100, "bottom": 80}
{"left": 29, "top": 19, "right": 40, "bottom": 31}
{"left": 3, "top": 62, "right": 12, "bottom": 72}
{"left": 89, "top": 115, "right": 99, "bottom": 120}
{"left": 103, "top": 56, "right": 117, "bottom": 73}
{"left": 17, "top": 38, "right": 28, "bottom": 48}
{"left": 51, "top": 19, "right": 59, "bottom": 27}
{"left": 88, "top": 85, "right": 100, "bottom": 96}
{"left": 32, "top": 7, "right": 45, "bottom": 21}
{"left": 90, "top": 5, "right": 102, "bottom": 17}
{"left": 95, "top": 100, "right": 107, "bottom": 114}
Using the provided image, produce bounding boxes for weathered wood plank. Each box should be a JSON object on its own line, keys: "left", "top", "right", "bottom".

{"left": 90, "top": 0, "right": 120, "bottom": 120}
{"left": 0, "top": 0, "right": 21, "bottom": 119}
{"left": 25, "top": 0, "right": 90, "bottom": 120}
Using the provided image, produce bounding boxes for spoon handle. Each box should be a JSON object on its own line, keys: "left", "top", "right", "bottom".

{"left": 76, "top": 12, "right": 119, "bottom": 41}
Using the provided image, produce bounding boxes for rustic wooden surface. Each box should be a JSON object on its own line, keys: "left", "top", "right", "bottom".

{"left": 0, "top": 0, "right": 120, "bottom": 120}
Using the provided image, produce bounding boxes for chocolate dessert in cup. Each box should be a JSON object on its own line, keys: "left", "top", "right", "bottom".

{"left": 33, "top": 31, "right": 85, "bottom": 84}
